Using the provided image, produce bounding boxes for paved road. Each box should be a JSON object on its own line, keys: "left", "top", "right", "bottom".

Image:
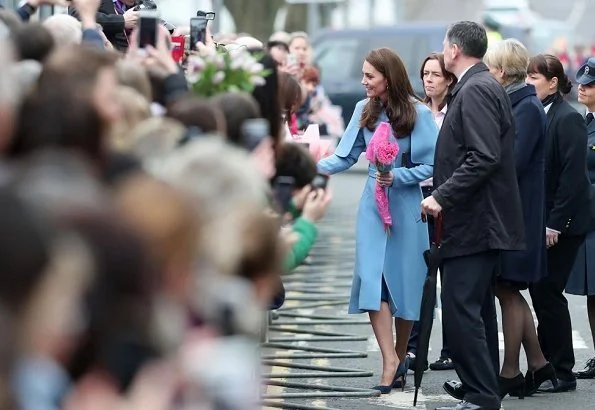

{"left": 262, "top": 166, "right": 595, "bottom": 410}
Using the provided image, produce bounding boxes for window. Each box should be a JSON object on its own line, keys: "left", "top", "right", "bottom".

{"left": 313, "top": 37, "right": 361, "bottom": 82}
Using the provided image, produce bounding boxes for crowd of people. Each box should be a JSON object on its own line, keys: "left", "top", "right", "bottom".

{"left": 0, "top": 0, "right": 341, "bottom": 409}
{"left": 1, "top": 1, "right": 595, "bottom": 410}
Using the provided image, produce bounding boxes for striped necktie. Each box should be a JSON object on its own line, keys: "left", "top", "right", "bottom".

{"left": 587, "top": 113, "right": 594, "bottom": 126}
{"left": 113, "top": 0, "right": 126, "bottom": 15}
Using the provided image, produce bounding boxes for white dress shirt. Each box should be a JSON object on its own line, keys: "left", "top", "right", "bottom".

{"left": 420, "top": 105, "right": 448, "bottom": 188}
{"left": 456, "top": 64, "right": 477, "bottom": 80}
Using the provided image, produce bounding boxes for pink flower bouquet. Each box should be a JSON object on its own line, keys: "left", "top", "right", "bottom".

{"left": 365, "top": 122, "right": 399, "bottom": 235}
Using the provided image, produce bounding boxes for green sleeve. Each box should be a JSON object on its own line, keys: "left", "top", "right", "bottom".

{"left": 288, "top": 199, "right": 301, "bottom": 220}
{"left": 284, "top": 217, "right": 318, "bottom": 271}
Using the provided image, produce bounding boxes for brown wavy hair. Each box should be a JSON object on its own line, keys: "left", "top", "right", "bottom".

{"left": 419, "top": 52, "right": 457, "bottom": 109}
{"left": 360, "top": 48, "right": 420, "bottom": 138}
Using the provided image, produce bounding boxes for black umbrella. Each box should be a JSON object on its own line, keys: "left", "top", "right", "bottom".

{"left": 413, "top": 213, "right": 443, "bottom": 407}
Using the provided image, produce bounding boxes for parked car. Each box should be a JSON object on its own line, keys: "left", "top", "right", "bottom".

{"left": 311, "top": 24, "right": 447, "bottom": 127}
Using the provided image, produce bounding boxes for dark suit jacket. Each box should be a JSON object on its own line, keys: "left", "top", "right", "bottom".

{"left": 500, "top": 84, "right": 547, "bottom": 283}
{"left": 432, "top": 63, "right": 525, "bottom": 259}
{"left": 69, "top": 0, "right": 132, "bottom": 51}
{"left": 544, "top": 94, "right": 593, "bottom": 235}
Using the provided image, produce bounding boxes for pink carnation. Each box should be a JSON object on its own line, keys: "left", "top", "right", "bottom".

{"left": 364, "top": 121, "right": 400, "bottom": 236}
{"left": 376, "top": 144, "right": 399, "bottom": 165}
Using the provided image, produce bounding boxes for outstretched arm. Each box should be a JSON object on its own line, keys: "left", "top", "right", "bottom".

{"left": 318, "top": 128, "right": 366, "bottom": 175}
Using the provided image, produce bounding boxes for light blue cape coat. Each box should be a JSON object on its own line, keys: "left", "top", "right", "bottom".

{"left": 318, "top": 99, "right": 438, "bottom": 319}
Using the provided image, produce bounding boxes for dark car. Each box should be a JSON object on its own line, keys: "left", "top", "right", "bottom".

{"left": 311, "top": 24, "right": 448, "bottom": 127}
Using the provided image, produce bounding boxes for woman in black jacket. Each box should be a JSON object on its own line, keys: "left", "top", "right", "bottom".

{"left": 526, "top": 53, "right": 593, "bottom": 393}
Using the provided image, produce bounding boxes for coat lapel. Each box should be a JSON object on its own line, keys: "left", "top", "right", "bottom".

{"left": 587, "top": 116, "right": 595, "bottom": 137}
{"left": 546, "top": 97, "right": 563, "bottom": 130}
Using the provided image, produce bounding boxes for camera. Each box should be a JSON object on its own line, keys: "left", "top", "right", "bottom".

{"left": 133, "top": 0, "right": 157, "bottom": 11}
{"left": 134, "top": 0, "right": 176, "bottom": 33}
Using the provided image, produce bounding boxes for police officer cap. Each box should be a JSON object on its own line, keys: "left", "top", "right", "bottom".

{"left": 577, "top": 57, "right": 595, "bottom": 86}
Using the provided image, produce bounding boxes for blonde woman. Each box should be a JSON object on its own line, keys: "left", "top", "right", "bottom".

{"left": 483, "top": 39, "right": 553, "bottom": 397}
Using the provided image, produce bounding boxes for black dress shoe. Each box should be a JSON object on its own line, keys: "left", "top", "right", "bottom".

{"left": 443, "top": 379, "right": 466, "bottom": 401}
{"left": 537, "top": 378, "right": 576, "bottom": 393}
{"left": 435, "top": 400, "right": 499, "bottom": 410}
{"left": 574, "top": 357, "right": 595, "bottom": 379}
{"left": 430, "top": 357, "right": 455, "bottom": 371}
{"left": 407, "top": 352, "right": 428, "bottom": 371}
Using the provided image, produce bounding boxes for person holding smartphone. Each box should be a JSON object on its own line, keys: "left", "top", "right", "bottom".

{"left": 275, "top": 143, "right": 332, "bottom": 272}
{"left": 69, "top": 0, "right": 139, "bottom": 52}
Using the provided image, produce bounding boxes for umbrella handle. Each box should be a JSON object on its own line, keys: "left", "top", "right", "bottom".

{"left": 434, "top": 213, "right": 443, "bottom": 245}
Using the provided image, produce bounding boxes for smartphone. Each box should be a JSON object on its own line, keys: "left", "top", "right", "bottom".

{"left": 241, "top": 119, "right": 270, "bottom": 152}
{"left": 287, "top": 53, "right": 298, "bottom": 66}
{"left": 273, "top": 176, "right": 296, "bottom": 214}
{"left": 138, "top": 11, "right": 159, "bottom": 49}
{"left": 189, "top": 16, "right": 208, "bottom": 51}
{"left": 311, "top": 173, "right": 329, "bottom": 191}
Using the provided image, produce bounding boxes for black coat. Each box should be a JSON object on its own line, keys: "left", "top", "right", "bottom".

{"left": 500, "top": 85, "right": 547, "bottom": 283}
{"left": 70, "top": 0, "right": 132, "bottom": 52}
{"left": 567, "top": 115, "right": 595, "bottom": 295}
{"left": 432, "top": 63, "right": 525, "bottom": 259}
{"left": 543, "top": 94, "right": 593, "bottom": 236}
{"left": 566, "top": 115, "right": 595, "bottom": 296}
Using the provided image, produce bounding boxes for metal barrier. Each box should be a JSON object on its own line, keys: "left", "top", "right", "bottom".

{"left": 260, "top": 215, "right": 380, "bottom": 410}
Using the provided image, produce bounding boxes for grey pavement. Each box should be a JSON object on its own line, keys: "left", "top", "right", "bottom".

{"left": 262, "top": 166, "right": 595, "bottom": 410}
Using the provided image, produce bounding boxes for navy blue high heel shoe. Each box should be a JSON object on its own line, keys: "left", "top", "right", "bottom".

{"left": 372, "top": 384, "right": 393, "bottom": 394}
{"left": 373, "top": 363, "right": 404, "bottom": 394}
{"left": 393, "top": 357, "right": 410, "bottom": 391}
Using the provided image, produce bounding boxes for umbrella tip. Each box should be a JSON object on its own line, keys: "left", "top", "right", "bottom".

{"left": 413, "top": 389, "right": 419, "bottom": 406}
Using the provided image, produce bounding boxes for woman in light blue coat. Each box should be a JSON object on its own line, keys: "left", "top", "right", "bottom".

{"left": 318, "top": 48, "right": 438, "bottom": 393}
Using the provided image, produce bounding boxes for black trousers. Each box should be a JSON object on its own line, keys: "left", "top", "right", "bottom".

{"left": 442, "top": 250, "right": 501, "bottom": 409}
{"left": 529, "top": 234, "right": 584, "bottom": 381}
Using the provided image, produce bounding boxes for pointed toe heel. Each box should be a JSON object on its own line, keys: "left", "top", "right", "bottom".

{"left": 499, "top": 374, "right": 525, "bottom": 399}
{"left": 372, "top": 385, "right": 392, "bottom": 394}
{"left": 392, "top": 357, "right": 409, "bottom": 391}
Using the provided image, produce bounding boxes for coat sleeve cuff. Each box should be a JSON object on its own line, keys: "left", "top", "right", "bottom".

{"left": 431, "top": 190, "right": 445, "bottom": 209}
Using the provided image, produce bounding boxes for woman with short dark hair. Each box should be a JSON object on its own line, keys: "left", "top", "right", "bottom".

{"left": 525, "top": 53, "right": 594, "bottom": 393}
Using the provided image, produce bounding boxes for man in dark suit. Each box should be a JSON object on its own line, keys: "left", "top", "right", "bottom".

{"left": 70, "top": 0, "right": 138, "bottom": 52}
{"left": 422, "top": 21, "right": 525, "bottom": 410}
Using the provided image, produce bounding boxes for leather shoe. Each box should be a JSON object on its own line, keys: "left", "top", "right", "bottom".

{"left": 435, "top": 400, "right": 499, "bottom": 410}
{"left": 443, "top": 380, "right": 466, "bottom": 401}
{"left": 537, "top": 378, "right": 576, "bottom": 393}
{"left": 574, "top": 357, "right": 595, "bottom": 379}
